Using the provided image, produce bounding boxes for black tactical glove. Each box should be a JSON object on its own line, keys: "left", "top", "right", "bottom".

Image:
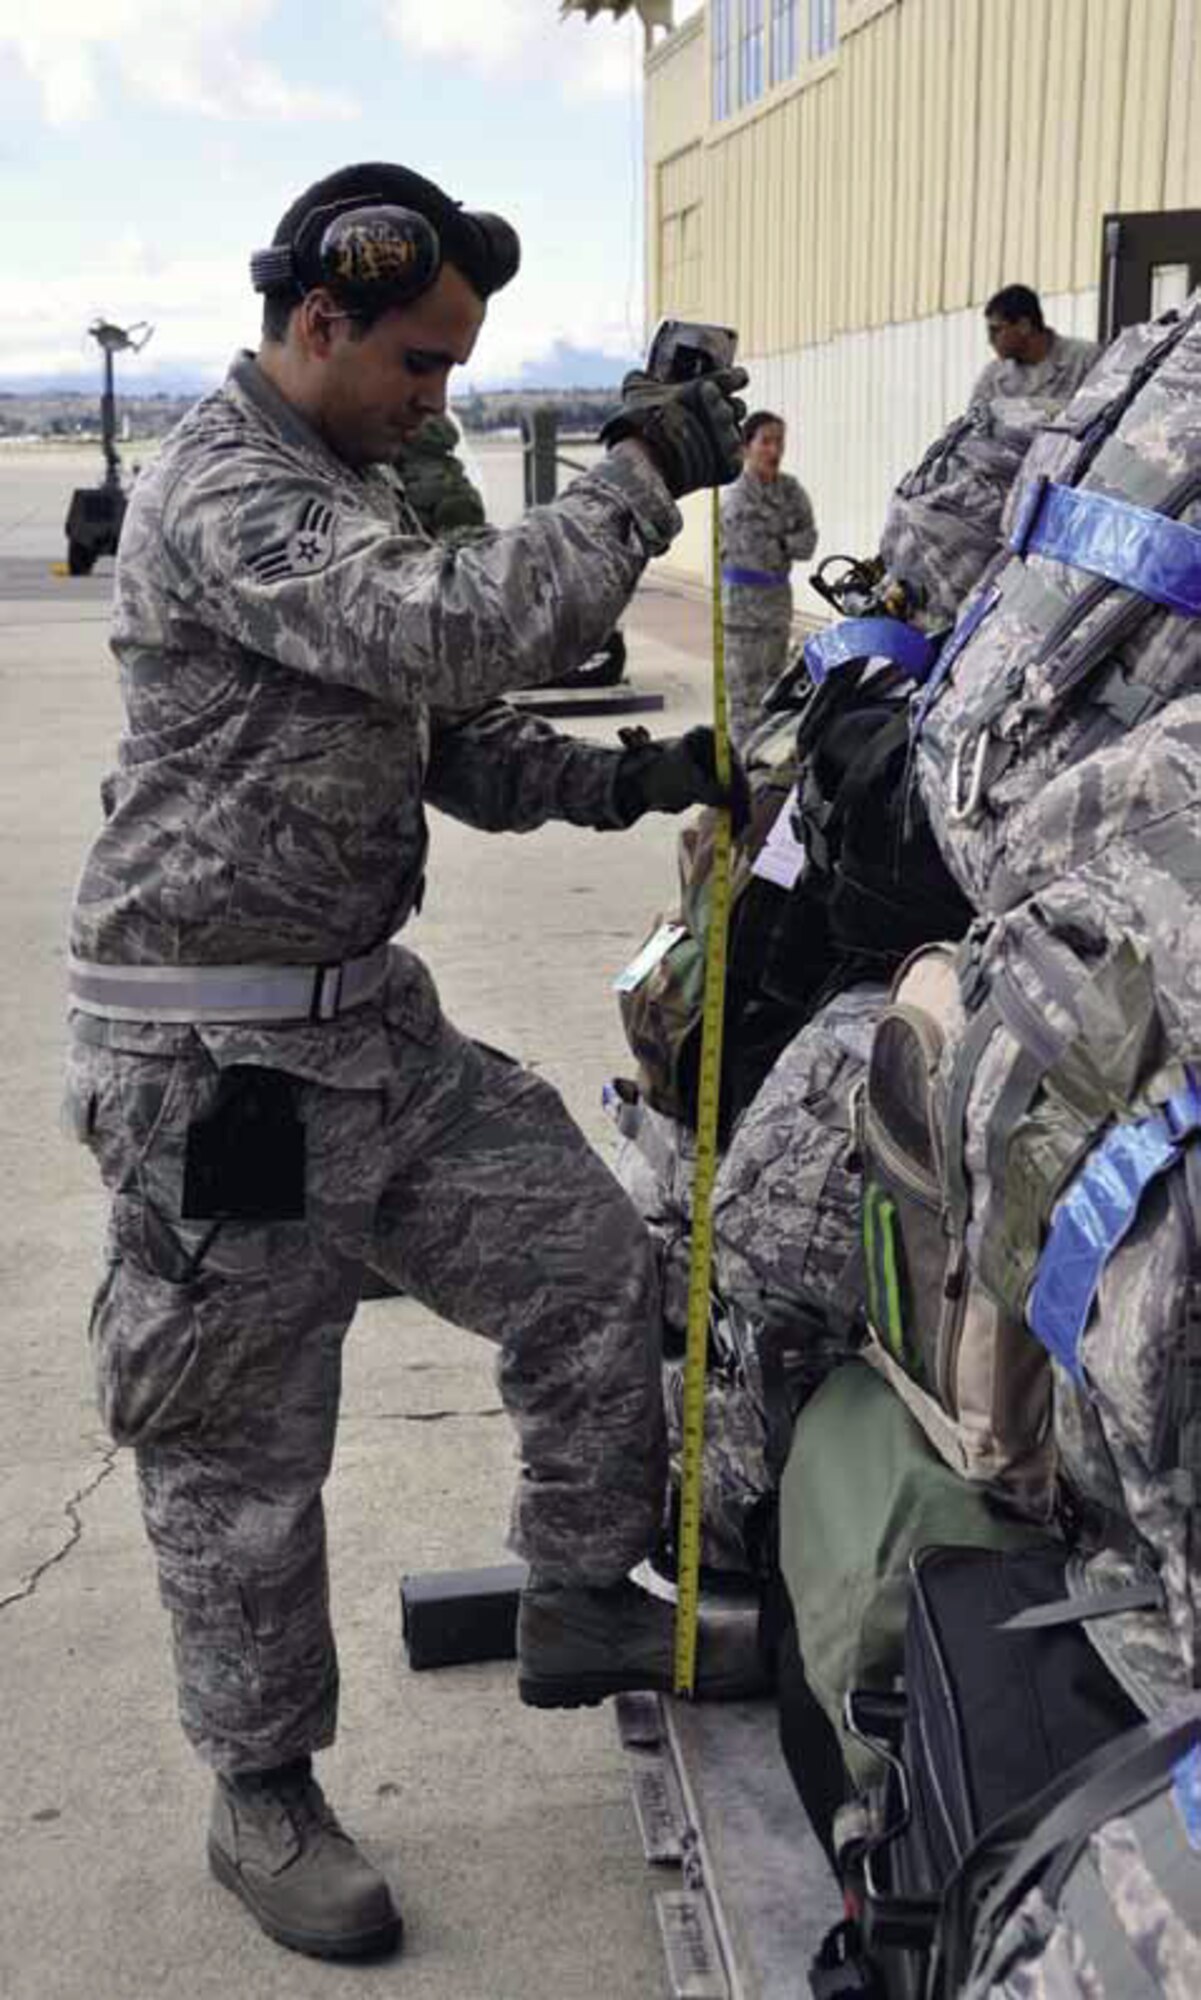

{"left": 599, "top": 367, "right": 750, "bottom": 498}
{"left": 613, "top": 725, "right": 751, "bottom": 832}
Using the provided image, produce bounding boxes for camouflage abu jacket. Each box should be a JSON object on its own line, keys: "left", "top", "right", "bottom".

{"left": 70, "top": 352, "right": 680, "bottom": 972}
{"left": 720, "top": 468, "right": 817, "bottom": 629}
{"left": 970, "top": 329, "right": 1101, "bottom": 417}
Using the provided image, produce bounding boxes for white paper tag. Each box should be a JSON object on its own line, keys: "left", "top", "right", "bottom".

{"left": 751, "top": 786, "right": 806, "bottom": 890}
{"left": 613, "top": 921, "right": 688, "bottom": 994}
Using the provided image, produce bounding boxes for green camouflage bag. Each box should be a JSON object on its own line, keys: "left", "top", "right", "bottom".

{"left": 616, "top": 728, "right": 803, "bottom": 1134}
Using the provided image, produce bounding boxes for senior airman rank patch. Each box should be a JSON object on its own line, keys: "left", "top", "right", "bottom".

{"left": 248, "top": 498, "right": 335, "bottom": 584}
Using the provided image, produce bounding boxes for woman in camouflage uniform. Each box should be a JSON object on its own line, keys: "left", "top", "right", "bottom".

{"left": 720, "top": 410, "right": 817, "bottom": 749}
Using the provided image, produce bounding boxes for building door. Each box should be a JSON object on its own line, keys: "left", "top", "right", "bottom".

{"left": 1099, "top": 210, "right": 1201, "bottom": 341}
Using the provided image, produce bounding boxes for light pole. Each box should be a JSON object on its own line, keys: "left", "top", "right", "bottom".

{"left": 62, "top": 317, "right": 153, "bottom": 576}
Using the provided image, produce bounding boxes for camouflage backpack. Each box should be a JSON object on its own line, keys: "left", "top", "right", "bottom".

{"left": 878, "top": 393, "right": 1047, "bottom": 630}
{"left": 712, "top": 980, "right": 884, "bottom": 1372}
{"left": 899, "top": 827, "right": 1201, "bottom": 1714}
{"left": 934, "top": 1701, "right": 1201, "bottom": 1999}
{"left": 915, "top": 291, "right": 1201, "bottom": 914}
{"left": 857, "top": 942, "right": 1055, "bottom": 1514}
{"left": 611, "top": 983, "right": 884, "bottom": 1575}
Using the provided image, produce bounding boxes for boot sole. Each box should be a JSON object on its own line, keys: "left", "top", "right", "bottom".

{"left": 519, "top": 1669, "right": 675, "bottom": 1709}
{"left": 208, "top": 1839, "right": 403, "bottom": 1961}
{"left": 519, "top": 1668, "right": 771, "bottom": 1709}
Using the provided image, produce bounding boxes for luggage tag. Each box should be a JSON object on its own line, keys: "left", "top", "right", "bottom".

{"left": 751, "top": 785, "right": 806, "bottom": 890}
{"left": 613, "top": 921, "right": 688, "bottom": 994}
{"left": 182, "top": 1065, "right": 306, "bottom": 1221}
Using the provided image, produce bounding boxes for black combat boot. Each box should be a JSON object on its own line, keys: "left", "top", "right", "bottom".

{"left": 517, "top": 1576, "right": 769, "bottom": 1708}
{"left": 208, "top": 1757, "right": 402, "bottom": 1960}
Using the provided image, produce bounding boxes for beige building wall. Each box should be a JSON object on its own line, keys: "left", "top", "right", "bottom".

{"left": 646, "top": 0, "right": 1201, "bottom": 598}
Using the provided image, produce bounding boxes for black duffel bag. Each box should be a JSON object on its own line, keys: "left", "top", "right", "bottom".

{"left": 814, "top": 1543, "right": 1142, "bottom": 2000}
{"left": 764, "top": 659, "right": 973, "bottom": 1016}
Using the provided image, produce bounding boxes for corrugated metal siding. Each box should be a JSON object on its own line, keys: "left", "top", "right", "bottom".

{"left": 644, "top": 2, "right": 1201, "bottom": 587}
{"left": 1072, "top": 0, "right": 1130, "bottom": 290}
{"left": 1165, "top": 0, "right": 1200, "bottom": 209}
{"left": 943, "top": 0, "right": 981, "bottom": 307}
{"left": 650, "top": 0, "right": 1201, "bottom": 352}
{"left": 653, "top": 286, "right": 1100, "bottom": 594}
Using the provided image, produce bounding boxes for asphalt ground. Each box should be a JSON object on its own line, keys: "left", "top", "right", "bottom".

{"left": 0, "top": 442, "right": 713, "bottom": 1999}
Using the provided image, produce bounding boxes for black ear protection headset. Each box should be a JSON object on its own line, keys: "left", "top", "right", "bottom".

{"left": 250, "top": 194, "right": 520, "bottom": 316}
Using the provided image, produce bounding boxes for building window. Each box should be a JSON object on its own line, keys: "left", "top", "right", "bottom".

{"left": 770, "top": 0, "right": 798, "bottom": 84}
{"left": 712, "top": 0, "right": 733, "bottom": 119}
{"left": 739, "top": 0, "right": 766, "bottom": 106}
{"left": 808, "top": 0, "right": 837, "bottom": 60}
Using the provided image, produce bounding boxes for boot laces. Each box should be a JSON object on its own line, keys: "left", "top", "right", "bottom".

{"left": 265, "top": 1768, "right": 345, "bottom": 1846}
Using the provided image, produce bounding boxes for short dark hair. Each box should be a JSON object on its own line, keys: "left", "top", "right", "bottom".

{"left": 260, "top": 161, "right": 504, "bottom": 342}
{"left": 985, "top": 284, "right": 1044, "bottom": 329}
{"left": 743, "top": 409, "right": 785, "bottom": 444}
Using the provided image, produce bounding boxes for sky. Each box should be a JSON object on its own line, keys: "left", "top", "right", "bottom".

{"left": 0, "top": 0, "right": 705, "bottom": 392}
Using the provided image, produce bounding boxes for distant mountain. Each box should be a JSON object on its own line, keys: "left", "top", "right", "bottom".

{"left": 0, "top": 337, "right": 639, "bottom": 400}
{"left": 0, "top": 360, "right": 223, "bottom": 397}
{"left": 467, "top": 340, "right": 638, "bottom": 393}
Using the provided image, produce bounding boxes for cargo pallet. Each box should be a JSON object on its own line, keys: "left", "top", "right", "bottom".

{"left": 616, "top": 1692, "right": 841, "bottom": 2000}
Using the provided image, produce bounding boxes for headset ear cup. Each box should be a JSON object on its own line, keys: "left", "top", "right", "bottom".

{"left": 317, "top": 205, "right": 442, "bottom": 314}
{"left": 466, "top": 212, "right": 521, "bottom": 294}
{"left": 249, "top": 245, "right": 299, "bottom": 296}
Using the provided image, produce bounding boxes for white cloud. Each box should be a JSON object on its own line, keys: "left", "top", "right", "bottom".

{"left": 461, "top": 263, "right": 639, "bottom": 385}
{"left": 0, "top": 234, "right": 253, "bottom": 381}
{"left": 380, "top": 0, "right": 643, "bottom": 101}
{"left": 0, "top": 1, "right": 358, "bottom": 125}
{"left": 0, "top": 224, "right": 639, "bottom": 390}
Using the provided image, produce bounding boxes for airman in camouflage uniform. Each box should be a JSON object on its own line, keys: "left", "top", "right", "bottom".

{"left": 971, "top": 282, "right": 1100, "bottom": 415}
{"left": 392, "top": 409, "right": 486, "bottom": 535}
{"left": 720, "top": 411, "right": 817, "bottom": 750}
{"left": 62, "top": 160, "right": 757, "bottom": 1962}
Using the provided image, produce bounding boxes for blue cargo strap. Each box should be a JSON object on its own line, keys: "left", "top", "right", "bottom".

{"left": 1010, "top": 477, "right": 1201, "bottom": 617}
{"left": 910, "top": 584, "right": 1001, "bottom": 735}
{"left": 802, "top": 615, "right": 938, "bottom": 687}
{"left": 1027, "top": 1070, "right": 1201, "bottom": 1380}
{"left": 721, "top": 564, "right": 790, "bottom": 589}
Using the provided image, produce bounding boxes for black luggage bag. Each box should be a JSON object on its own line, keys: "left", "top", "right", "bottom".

{"left": 816, "top": 1544, "right": 1142, "bottom": 1999}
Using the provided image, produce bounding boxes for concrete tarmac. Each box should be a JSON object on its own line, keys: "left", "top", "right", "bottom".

{"left": 0, "top": 445, "right": 711, "bottom": 1999}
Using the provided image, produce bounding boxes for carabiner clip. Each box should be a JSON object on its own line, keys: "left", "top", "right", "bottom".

{"left": 947, "top": 730, "right": 991, "bottom": 826}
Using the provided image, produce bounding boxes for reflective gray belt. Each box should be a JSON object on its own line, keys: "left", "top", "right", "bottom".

{"left": 67, "top": 945, "right": 390, "bottom": 1025}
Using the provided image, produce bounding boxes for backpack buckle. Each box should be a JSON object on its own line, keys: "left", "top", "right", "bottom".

{"left": 948, "top": 729, "right": 991, "bottom": 825}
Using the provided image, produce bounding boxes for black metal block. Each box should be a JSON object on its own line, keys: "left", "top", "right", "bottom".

{"left": 400, "top": 1562, "right": 529, "bottom": 1670}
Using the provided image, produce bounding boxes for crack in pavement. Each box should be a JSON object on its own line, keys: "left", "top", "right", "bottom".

{"left": 355, "top": 1407, "right": 505, "bottom": 1424}
{"left": 0, "top": 1444, "right": 120, "bottom": 1614}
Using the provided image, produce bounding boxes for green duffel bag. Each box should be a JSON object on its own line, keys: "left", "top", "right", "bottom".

{"left": 779, "top": 1359, "right": 1056, "bottom": 1786}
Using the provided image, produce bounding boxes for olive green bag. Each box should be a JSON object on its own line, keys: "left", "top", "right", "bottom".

{"left": 779, "top": 1360, "right": 1053, "bottom": 1786}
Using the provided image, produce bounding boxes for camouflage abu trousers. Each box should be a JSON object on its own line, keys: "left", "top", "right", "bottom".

{"left": 64, "top": 950, "right": 666, "bottom": 1773}
{"left": 723, "top": 622, "right": 791, "bottom": 753}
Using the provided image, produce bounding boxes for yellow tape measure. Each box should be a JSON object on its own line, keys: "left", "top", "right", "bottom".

{"left": 673, "top": 488, "right": 733, "bottom": 1696}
